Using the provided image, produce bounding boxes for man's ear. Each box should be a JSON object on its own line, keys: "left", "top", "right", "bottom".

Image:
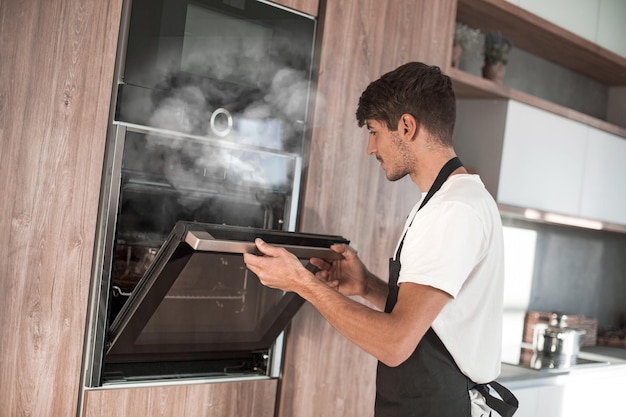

{"left": 399, "top": 113, "right": 418, "bottom": 141}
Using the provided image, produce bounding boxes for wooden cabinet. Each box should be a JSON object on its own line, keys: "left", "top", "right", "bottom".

{"left": 0, "top": 0, "right": 123, "bottom": 416}
{"left": 81, "top": 379, "right": 278, "bottom": 417}
{"left": 280, "top": 1, "right": 456, "bottom": 416}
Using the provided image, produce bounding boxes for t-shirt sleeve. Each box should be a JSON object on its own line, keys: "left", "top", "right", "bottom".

{"left": 397, "top": 201, "right": 487, "bottom": 298}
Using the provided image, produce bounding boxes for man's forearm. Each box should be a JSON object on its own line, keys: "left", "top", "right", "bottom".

{"left": 361, "top": 272, "right": 389, "bottom": 311}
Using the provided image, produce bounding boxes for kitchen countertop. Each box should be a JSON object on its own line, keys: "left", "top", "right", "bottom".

{"left": 497, "top": 346, "right": 626, "bottom": 389}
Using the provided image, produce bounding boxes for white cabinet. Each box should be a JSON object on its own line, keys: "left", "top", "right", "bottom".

{"left": 454, "top": 99, "right": 626, "bottom": 226}
{"left": 560, "top": 371, "right": 626, "bottom": 416}
{"left": 509, "top": 385, "right": 564, "bottom": 417}
{"left": 580, "top": 128, "right": 626, "bottom": 225}
{"left": 497, "top": 101, "right": 588, "bottom": 216}
{"left": 454, "top": 99, "right": 588, "bottom": 217}
{"left": 502, "top": 364, "right": 626, "bottom": 417}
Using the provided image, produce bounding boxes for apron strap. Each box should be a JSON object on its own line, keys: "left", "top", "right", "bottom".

{"left": 394, "top": 156, "right": 463, "bottom": 260}
{"left": 475, "top": 381, "right": 519, "bottom": 417}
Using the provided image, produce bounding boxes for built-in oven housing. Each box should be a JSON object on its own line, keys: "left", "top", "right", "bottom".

{"left": 82, "top": 0, "right": 322, "bottom": 387}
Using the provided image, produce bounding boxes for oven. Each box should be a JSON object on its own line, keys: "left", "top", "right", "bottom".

{"left": 82, "top": 0, "right": 324, "bottom": 387}
{"left": 102, "top": 221, "right": 347, "bottom": 383}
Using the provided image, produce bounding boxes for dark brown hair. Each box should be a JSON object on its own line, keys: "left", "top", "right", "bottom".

{"left": 355, "top": 62, "right": 456, "bottom": 145}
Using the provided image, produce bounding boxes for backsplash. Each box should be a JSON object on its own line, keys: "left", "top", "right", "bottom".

{"left": 502, "top": 216, "right": 626, "bottom": 330}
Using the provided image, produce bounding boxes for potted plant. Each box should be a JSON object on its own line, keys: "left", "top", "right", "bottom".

{"left": 452, "top": 22, "right": 481, "bottom": 68}
{"left": 482, "top": 31, "right": 512, "bottom": 84}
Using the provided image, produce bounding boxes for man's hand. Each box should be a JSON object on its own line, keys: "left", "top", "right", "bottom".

{"left": 309, "top": 244, "right": 371, "bottom": 298}
{"left": 243, "top": 238, "right": 312, "bottom": 293}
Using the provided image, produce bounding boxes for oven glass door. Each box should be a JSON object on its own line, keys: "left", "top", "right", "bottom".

{"left": 105, "top": 221, "right": 348, "bottom": 365}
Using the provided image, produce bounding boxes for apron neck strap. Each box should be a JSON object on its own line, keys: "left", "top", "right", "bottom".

{"left": 394, "top": 156, "right": 463, "bottom": 260}
{"left": 417, "top": 156, "right": 463, "bottom": 212}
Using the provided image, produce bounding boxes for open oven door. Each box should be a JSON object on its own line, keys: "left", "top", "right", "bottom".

{"left": 103, "top": 221, "right": 348, "bottom": 381}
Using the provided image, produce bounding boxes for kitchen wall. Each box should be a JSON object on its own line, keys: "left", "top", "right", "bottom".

{"left": 502, "top": 216, "right": 626, "bottom": 330}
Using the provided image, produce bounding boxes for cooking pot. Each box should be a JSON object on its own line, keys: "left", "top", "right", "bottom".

{"left": 533, "top": 323, "right": 586, "bottom": 357}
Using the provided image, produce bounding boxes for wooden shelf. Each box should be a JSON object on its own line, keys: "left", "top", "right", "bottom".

{"left": 456, "top": 0, "right": 626, "bottom": 86}
{"left": 448, "top": 67, "right": 626, "bottom": 139}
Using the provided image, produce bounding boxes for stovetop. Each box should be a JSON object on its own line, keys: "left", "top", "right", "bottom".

{"left": 505, "top": 344, "right": 610, "bottom": 372}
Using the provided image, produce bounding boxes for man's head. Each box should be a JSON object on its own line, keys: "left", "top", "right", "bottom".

{"left": 355, "top": 62, "right": 456, "bottom": 146}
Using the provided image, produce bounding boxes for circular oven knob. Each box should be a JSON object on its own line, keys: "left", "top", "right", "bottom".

{"left": 209, "top": 107, "right": 233, "bottom": 137}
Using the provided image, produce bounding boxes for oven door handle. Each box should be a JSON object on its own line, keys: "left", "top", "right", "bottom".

{"left": 184, "top": 230, "right": 345, "bottom": 260}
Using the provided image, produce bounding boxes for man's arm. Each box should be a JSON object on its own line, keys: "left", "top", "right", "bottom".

{"left": 243, "top": 239, "right": 451, "bottom": 367}
{"left": 309, "top": 243, "right": 389, "bottom": 311}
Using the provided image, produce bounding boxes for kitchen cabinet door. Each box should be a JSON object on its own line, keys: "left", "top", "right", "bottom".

{"left": 509, "top": 384, "right": 564, "bottom": 417}
{"left": 82, "top": 379, "right": 278, "bottom": 417}
{"left": 497, "top": 101, "right": 589, "bottom": 216}
{"left": 560, "top": 370, "right": 626, "bottom": 416}
{"left": 508, "top": 387, "right": 540, "bottom": 417}
{"left": 454, "top": 99, "right": 589, "bottom": 217}
{"left": 579, "top": 129, "right": 626, "bottom": 225}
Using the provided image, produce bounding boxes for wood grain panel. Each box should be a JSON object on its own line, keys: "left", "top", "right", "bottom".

{"left": 278, "top": 1, "right": 456, "bottom": 416}
{"left": 82, "top": 380, "right": 277, "bottom": 417}
{"left": 0, "top": 0, "right": 122, "bottom": 416}
{"left": 271, "top": 0, "right": 319, "bottom": 17}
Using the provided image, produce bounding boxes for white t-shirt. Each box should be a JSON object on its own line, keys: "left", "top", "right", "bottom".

{"left": 395, "top": 174, "right": 504, "bottom": 384}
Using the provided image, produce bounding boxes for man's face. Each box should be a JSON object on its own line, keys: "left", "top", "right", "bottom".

{"left": 365, "top": 119, "right": 413, "bottom": 181}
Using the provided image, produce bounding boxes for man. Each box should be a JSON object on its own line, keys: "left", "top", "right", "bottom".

{"left": 243, "top": 62, "right": 517, "bottom": 417}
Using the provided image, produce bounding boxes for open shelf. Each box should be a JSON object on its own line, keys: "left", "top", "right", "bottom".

{"left": 456, "top": 0, "right": 626, "bottom": 86}
{"left": 451, "top": 0, "right": 626, "bottom": 139}
{"left": 449, "top": 68, "right": 626, "bottom": 138}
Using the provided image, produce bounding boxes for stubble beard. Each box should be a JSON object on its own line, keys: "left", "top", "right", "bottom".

{"left": 384, "top": 132, "right": 413, "bottom": 182}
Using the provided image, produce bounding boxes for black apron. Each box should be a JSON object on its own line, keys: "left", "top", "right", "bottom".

{"left": 374, "top": 157, "right": 518, "bottom": 417}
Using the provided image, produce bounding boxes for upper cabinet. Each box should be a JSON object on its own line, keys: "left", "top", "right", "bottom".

{"left": 454, "top": 99, "right": 586, "bottom": 217}
{"left": 449, "top": 0, "right": 626, "bottom": 139}
{"left": 497, "top": 101, "right": 588, "bottom": 217}
{"left": 454, "top": 99, "right": 626, "bottom": 229}
{"left": 579, "top": 128, "right": 626, "bottom": 225}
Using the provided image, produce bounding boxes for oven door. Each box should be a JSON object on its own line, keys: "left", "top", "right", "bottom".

{"left": 104, "top": 221, "right": 348, "bottom": 378}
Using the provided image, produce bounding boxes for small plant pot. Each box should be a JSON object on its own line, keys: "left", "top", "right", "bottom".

{"left": 482, "top": 61, "right": 506, "bottom": 84}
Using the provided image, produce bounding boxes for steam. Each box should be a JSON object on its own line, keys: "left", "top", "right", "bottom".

{"left": 121, "top": 9, "right": 316, "bottom": 221}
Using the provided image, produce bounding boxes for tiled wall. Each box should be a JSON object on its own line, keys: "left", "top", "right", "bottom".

{"left": 502, "top": 216, "right": 626, "bottom": 330}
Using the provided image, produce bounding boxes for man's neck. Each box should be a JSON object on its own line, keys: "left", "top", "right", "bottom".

{"left": 409, "top": 150, "right": 466, "bottom": 192}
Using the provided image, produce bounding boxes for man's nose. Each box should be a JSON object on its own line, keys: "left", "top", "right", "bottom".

{"left": 366, "top": 136, "right": 376, "bottom": 155}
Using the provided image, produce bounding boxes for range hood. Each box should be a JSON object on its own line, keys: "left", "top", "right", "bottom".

{"left": 105, "top": 221, "right": 348, "bottom": 369}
